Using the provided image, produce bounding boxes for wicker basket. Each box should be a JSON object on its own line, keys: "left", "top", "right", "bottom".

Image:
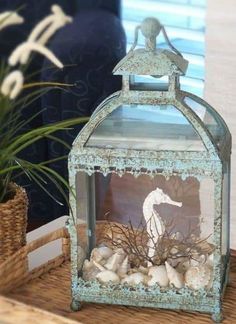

{"left": 0, "top": 221, "right": 109, "bottom": 293}
{"left": 0, "top": 226, "right": 70, "bottom": 293}
{"left": 0, "top": 183, "right": 28, "bottom": 263}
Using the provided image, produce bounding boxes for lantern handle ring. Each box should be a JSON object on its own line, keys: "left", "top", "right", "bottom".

{"left": 128, "top": 17, "right": 182, "bottom": 58}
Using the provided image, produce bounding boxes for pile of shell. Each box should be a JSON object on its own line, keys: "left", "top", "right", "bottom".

{"left": 81, "top": 245, "right": 213, "bottom": 290}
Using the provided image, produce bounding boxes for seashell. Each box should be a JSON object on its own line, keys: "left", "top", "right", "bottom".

{"left": 178, "top": 253, "right": 211, "bottom": 273}
{"left": 104, "top": 250, "right": 125, "bottom": 272}
{"left": 176, "top": 259, "right": 191, "bottom": 273}
{"left": 96, "top": 270, "right": 120, "bottom": 284}
{"left": 138, "top": 265, "right": 149, "bottom": 275}
{"left": 91, "top": 246, "right": 113, "bottom": 262}
{"left": 90, "top": 248, "right": 103, "bottom": 263}
{"left": 127, "top": 266, "right": 148, "bottom": 276}
{"left": 127, "top": 268, "right": 138, "bottom": 275}
{"left": 165, "top": 261, "right": 184, "bottom": 289}
{"left": 170, "top": 246, "right": 179, "bottom": 255}
{"left": 121, "top": 272, "right": 147, "bottom": 286}
{"left": 82, "top": 259, "right": 101, "bottom": 281}
{"left": 148, "top": 265, "right": 169, "bottom": 287}
{"left": 168, "top": 256, "right": 189, "bottom": 271}
{"left": 170, "top": 232, "right": 182, "bottom": 240}
{"left": 191, "top": 254, "right": 208, "bottom": 266}
{"left": 92, "top": 260, "right": 106, "bottom": 272}
{"left": 114, "top": 248, "right": 126, "bottom": 256}
{"left": 129, "top": 254, "right": 147, "bottom": 268}
{"left": 185, "top": 264, "right": 213, "bottom": 290}
{"left": 117, "top": 256, "right": 130, "bottom": 278}
{"left": 206, "top": 253, "right": 214, "bottom": 267}
{"left": 82, "top": 259, "right": 91, "bottom": 271}
{"left": 98, "top": 246, "right": 113, "bottom": 259}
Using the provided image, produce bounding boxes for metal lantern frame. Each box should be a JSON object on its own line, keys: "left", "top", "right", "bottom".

{"left": 67, "top": 18, "right": 231, "bottom": 322}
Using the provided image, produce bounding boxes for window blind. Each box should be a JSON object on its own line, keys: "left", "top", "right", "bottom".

{"left": 122, "top": 0, "right": 206, "bottom": 97}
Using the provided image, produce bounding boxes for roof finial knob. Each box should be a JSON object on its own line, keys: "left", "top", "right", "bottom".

{"left": 140, "top": 17, "right": 162, "bottom": 51}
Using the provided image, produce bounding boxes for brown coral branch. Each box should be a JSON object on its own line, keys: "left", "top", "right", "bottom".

{"left": 101, "top": 215, "right": 213, "bottom": 267}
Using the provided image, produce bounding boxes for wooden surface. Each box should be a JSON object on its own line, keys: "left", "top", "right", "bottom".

{"left": 0, "top": 295, "right": 79, "bottom": 324}
{"left": 4, "top": 256, "right": 236, "bottom": 324}
{"left": 205, "top": 0, "right": 236, "bottom": 249}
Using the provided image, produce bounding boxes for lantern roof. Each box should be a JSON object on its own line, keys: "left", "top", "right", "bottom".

{"left": 68, "top": 18, "right": 231, "bottom": 178}
{"left": 113, "top": 48, "right": 188, "bottom": 77}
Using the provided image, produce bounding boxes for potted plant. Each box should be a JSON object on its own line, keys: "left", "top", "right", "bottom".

{"left": 0, "top": 6, "right": 88, "bottom": 261}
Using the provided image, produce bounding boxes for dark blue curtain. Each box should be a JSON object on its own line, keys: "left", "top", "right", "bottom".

{"left": 0, "top": 0, "right": 125, "bottom": 228}
{"left": 76, "top": 0, "right": 121, "bottom": 17}
{"left": 0, "top": 0, "right": 120, "bottom": 49}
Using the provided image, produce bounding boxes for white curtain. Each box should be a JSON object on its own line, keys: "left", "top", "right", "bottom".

{"left": 122, "top": 0, "right": 206, "bottom": 96}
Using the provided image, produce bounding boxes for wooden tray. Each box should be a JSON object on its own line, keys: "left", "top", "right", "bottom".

{"left": 1, "top": 227, "right": 236, "bottom": 323}
{"left": 0, "top": 295, "right": 79, "bottom": 324}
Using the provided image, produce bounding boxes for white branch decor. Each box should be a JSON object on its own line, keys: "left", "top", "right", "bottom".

{"left": 8, "top": 42, "right": 64, "bottom": 68}
{"left": 0, "top": 11, "right": 24, "bottom": 31}
{"left": 27, "top": 5, "right": 72, "bottom": 45}
{"left": 0, "top": 70, "right": 24, "bottom": 99}
{"left": 21, "top": 5, "right": 72, "bottom": 63}
{"left": 0, "top": 5, "right": 73, "bottom": 99}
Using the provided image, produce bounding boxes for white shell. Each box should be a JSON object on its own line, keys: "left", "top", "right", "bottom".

{"left": 114, "top": 248, "right": 126, "bottom": 256}
{"left": 178, "top": 254, "right": 212, "bottom": 273}
{"left": 104, "top": 250, "right": 125, "bottom": 272}
{"left": 92, "top": 260, "right": 106, "bottom": 272}
{"left": 96, "top": 270, "right": 120, "bottom": 284}
{"left": 121, "top": 272, "right": 146, "bottom": 286}
{"left": 138, "top": 266, "right": 149, "bottom": 275}
{"left": 185, "top": 264, "right": 213, "bottom": 290}
{"left": 190, "top": 254, "right": 208, "bottom": 266}
{"left": 127, "top": 268, "right": 138, "bottom": 275}
{"left": 82, "top": 259, "right": 92, "bottom": 271}
{"left": 168, "top": 257, "right": 188, "bottom": 271}
{"left": 148, "top": 265, "right": 169, "bottom": 287}
{"left": 117, "top": 256, "right": 130, "bottom": 278}
{"left": 82, "top": 259, "right": 101, "bottom": 281}
{"left": 91, "top": 246, "right": 113, "bottom": 263}
{"left": 206, "top": 254, "right": 214, "bottom": 267}
{"left": 170, "top": 232, "right": 182, "bottom": 240}
{"left": 98, "top": 246, "right": 113, "bottom": 259}
{"left": 90, "top": 248, "right": 102, "bottom": 263}
{"left": 165, "top": 261, "right": 184, "bottom": 289}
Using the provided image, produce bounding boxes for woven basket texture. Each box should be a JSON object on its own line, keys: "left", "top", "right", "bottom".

{"left": 0, "top": 183, "right": 28, "bottom": 263}
{"left": 0, "top": 223, "right": 236, "bottom": 323}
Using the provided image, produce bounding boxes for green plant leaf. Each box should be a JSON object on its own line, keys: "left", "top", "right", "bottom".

{"left": 5, "top": 117, "right": 88, "bottom": 155}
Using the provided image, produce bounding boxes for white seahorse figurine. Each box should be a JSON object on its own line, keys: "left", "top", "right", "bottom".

{"left": 143, "top": 187, "right": 182, "bottom": 265}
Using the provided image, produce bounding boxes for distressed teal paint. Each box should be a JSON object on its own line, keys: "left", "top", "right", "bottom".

{"left": 67, "top": 17, "right": 231, "bottom": 323}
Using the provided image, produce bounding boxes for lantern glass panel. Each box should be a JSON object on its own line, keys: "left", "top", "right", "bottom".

{"left": 222, "top": 162, "right": 230, "bottom": 257}
{"left": 78, "top": 171, "right": 215, "bottom": 287}
{"left": 184, "top": 96, "right": 227, "bottom": 148}
{"left": 129, "top": 75, "right": 169, "bottom": 91}
{"left": 85, "top": 104, "right": 206, "bottom": 151}
{"left": 76, "top": 172, "right": 93, "bottom": 256}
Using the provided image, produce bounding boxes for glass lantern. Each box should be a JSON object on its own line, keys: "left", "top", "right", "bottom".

{"left": 67, "top": 17, "right": 231, "bottom": 323}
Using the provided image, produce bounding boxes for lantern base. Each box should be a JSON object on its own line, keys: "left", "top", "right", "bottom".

{"left": 70, "top": 299, "right": 82, "bottom": 311}
{"left": 211, "top": 312, "right": 223, "bottom": 323}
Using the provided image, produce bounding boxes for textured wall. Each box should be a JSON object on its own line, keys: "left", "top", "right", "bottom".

{"left": 205, "top": 0, "right": 236, "bottom": 248}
